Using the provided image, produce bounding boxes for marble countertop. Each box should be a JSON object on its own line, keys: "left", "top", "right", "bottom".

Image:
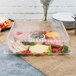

{"left": 0, "top": 44, "right": 45, "bottom": 76}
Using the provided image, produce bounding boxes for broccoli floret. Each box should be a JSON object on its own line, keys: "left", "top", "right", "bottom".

{"left": 62, "top": 45, "right": 68, "bottom": 53}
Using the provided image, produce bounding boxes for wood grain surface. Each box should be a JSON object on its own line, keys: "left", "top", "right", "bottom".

{"left": 22, "top": 30, "right": 76, "bottom": 76}
{"left": 0, "top": 0, "right": 76, "bottom": 20}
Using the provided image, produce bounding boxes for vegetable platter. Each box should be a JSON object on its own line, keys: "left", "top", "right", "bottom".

{"left": 6, "top": 19, "right": 73, "bottom": 56}
{"left": 0, "top": 17, "right": 14, "bottom": 32}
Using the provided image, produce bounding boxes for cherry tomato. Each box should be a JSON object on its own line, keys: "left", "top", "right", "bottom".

{"left": 52, "top": 48, "right": 57, "bottom": 53}
{"left": 58, "top": 47, "right": 62, "bottom": 50}
{"left": 27, "top": 50, "right": 31, "bottom": 55}
{"left": 0, "top": 24, "right": 4, "bottom": 27}
{"left": 58, "top": 50, "right": 62, "bottom": 54}
{"left": 45, "top": 35, "right": 48, "bottom": 39}
{"left": 1, "top": 26, "right": 6, "bottom": 30}
{"left": 0, "top": 26, "right": 1, "bottom": 28}
{"left": 43, "top": 31, "right": 47, "bottom": 34}
{"left": 21, "top": 50, "right": 27, "bottom": 54}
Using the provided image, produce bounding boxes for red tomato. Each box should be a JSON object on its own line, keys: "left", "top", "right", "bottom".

{"left": 21, "top": 50, "right": 27, "bottom": 54}
{"left": 0, "top": 24, "right": 4, "bottom": 27}
{"left": 45, "top": 35, "right": 48, "bottom": 39}
{"left": 0, "top": 26, "right": 1, "bottom": 28}
{"left": 43, "top": 31, "right": 47, "bottom": 34}
{"left": 58, "top": 47, "right": 62, "bottom": 50}
{"left": 27, "top": 50, "right": 31, "bottom": 55}
{"left": 1, "top": 26, "right": 6, "bottom": 30}
{"left": 58, "top": 50, "right": 62, "bottom": 54}
{"left": 52, "top": 48, "right": 57, "bottom": 53}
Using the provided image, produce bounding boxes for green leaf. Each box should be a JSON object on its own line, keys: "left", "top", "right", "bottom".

{"left": 29, "top": 42, "right": 35, "bottom": 45}
{"left": 48, "top": 45, "right": 53, "bottom": 56}
{"left": 23, "top": 42, "right": 30, "bottom": 45}
{"left": 23, "top": 42, "right": 35, "bottom": 46}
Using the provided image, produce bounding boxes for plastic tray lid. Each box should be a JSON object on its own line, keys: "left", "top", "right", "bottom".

{"left": 7, "top": 19, "right": 70, "bottom": 43}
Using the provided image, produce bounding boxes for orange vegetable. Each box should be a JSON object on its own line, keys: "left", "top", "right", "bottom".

{"left": 4, "top": 20, "right": 13, "bottom": 28}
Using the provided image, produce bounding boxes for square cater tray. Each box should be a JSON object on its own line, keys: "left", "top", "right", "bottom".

{"left": 6, "top": 19, "right": 73, "bottom": 56}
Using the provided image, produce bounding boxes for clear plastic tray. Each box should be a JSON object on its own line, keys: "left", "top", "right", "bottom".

{"left": 6, "top": 19, "right": 73, "bottom": 55}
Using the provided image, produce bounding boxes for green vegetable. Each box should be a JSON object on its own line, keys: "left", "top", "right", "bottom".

{"left": 16, "top": 51, "right": 22, "bottom": 54}
{"left": 30, "top": 42, "right": 35, "bottom": 45}
{"left": 62, "top": 45, "right": 68, "bottom": 53}
{"left": 23, "top": 42, "right": 30, "bottom": 45}
{"left": 23, "top": 42, "right": 35, "bottom": 46}
{"left": 48, "top": 45, "right": 53, "bottom": 56}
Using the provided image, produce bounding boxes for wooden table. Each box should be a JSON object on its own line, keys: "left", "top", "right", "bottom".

{"left": 0, "top": 21, "right": 76, "bottom": 76}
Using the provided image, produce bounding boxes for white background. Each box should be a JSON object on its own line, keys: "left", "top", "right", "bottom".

{"left": 0, "top": 0, "right": 76, "bottom": 20}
